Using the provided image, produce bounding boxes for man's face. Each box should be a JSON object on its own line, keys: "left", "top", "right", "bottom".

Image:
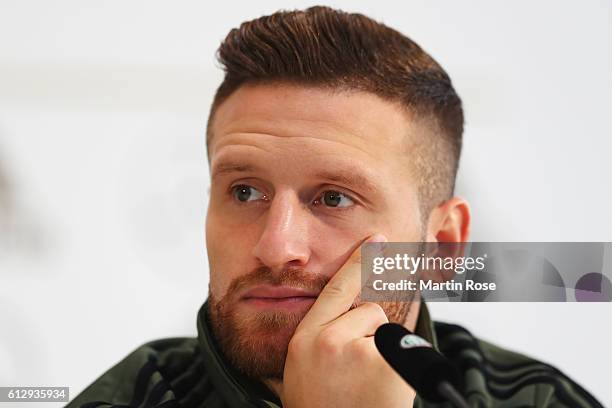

{"left": 206, "top": 84, "right": 426, "bottom": 379}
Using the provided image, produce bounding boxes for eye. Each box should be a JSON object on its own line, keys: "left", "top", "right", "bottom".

{"left": 231, "top": 184, "right": 265, "bottom": 202}
{"left": 315, "top": 190, "right": 355, "bottom": 208}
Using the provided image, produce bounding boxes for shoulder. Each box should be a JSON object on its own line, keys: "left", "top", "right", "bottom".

{"left": 67, "top": 337, "right": 219, "bottom": 408}
{"left": 432, "top": 322, "right": 603, "bottom": 408}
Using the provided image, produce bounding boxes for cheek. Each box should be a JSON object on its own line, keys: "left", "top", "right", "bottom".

{"left": 381, "top": 192, "right": 424, "bottom": 241}
{"left": 206, "top": 211, "right": 259, "bottom": 297}
{"left": 308, "top": 221, "right": 373, "bottom": 278}
{"left": 383, "top": 206, "right": 422, "bottom": 240}
{"left": 312, "top": 203, "right": 421, "bottom": 251}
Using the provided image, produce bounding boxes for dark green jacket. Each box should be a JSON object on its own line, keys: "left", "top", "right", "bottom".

{"left": 67, "top": 301, "right": 603, "bottom": 408}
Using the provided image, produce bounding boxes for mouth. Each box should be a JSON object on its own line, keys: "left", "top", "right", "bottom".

{"left": 241, "top": 285, "right": 319, "bottom": 311}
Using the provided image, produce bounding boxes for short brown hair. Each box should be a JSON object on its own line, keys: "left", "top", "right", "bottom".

{"left": 207, "top": 6, "right": 463, "bottom": 217}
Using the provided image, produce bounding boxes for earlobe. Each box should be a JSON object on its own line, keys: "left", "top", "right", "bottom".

{"left": 426, "top": 197, "right": 471, "bottom": 244}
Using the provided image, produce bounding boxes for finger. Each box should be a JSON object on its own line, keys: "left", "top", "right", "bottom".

{"left": 325, "top": 302, "right": 389, "bottom": 341}
{"left": 345, "top": 336, "right": 386, "bottom": 367}
{"left": 350, "top": 336, "right": 417, "bottom": 391}
{"left": 299, "top": 233, "right": 387, "bottom": 328}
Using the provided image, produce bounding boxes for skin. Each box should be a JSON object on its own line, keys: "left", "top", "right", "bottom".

{"left": 206, "top": 83, "right": 471, "bottom": 407}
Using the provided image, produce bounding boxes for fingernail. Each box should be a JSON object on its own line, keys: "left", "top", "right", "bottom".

{"left": 368, "top": 234, "right": 388, "bottom": 243}
{"left": 367, "top": 234, "right": 388, "bottom": 253}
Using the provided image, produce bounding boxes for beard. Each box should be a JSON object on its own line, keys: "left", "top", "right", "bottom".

{"left": 208, "top": 265, "right": 415, "bottom": 381}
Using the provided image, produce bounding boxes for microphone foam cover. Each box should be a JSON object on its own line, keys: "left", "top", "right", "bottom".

{"left": 375, "top": 323, "right": 462, "bottom": 402}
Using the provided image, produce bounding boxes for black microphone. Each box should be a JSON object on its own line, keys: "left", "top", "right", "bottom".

{"left": 374, "top": 323, "right": 469, "bottom": 408}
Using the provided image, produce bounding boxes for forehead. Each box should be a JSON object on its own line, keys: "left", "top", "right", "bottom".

{"left": 208, "top": 83, "right": 418, "bottom": 160}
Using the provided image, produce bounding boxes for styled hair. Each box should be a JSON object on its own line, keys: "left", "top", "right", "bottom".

{"left": 207, "top": 6, "right": 463, "bottom": 216}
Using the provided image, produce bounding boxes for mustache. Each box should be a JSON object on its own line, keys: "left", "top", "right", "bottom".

{"left": 226, "top": 265, "right": 330, "bottom": 299}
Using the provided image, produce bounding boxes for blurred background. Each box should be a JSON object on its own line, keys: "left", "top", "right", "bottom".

{"left": 1, "top": 0, "right": 611, "bottom": 406}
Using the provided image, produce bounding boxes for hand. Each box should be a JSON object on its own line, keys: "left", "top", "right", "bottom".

{"left": 281, "top": 234, "right": 416, "bottom": 408}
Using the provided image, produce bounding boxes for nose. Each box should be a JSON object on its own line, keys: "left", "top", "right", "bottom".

{"left": 252, "top": 190, "right": 311, "bottom": 270}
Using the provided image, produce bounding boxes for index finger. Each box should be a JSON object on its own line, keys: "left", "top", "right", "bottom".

{"left": 298, "top": 233, "right": 387, "bottom": 328}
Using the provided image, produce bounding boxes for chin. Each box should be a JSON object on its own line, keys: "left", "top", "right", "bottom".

{"left": 210, "top": 298, "right": 308, "bottom": 379}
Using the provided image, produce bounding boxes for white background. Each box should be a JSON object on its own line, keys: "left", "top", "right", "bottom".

{"left": 1, "top": 0, "right": 611, "bottom": 406}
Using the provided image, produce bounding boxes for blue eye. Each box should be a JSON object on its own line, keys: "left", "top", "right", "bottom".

{"left": 319, "top": 190, "right": 355, "bottom": 208}
{"left": 232, "top": 185, "right": 265, "bottom": 202}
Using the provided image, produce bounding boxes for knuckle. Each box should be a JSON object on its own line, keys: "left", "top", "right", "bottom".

{"left": 347, "top": 340, "right": 374, "bottom": 363}
{"left": 315, "top": 328, "right": 342, "bottom": 355}
{"left": 320, "top": 281, "right": 345, "bottom": 298}
{"left": 361, "top": 302, "right": 388, "bottom": 321}
{"left": 287, "top": 332, "right": 309, "bottom": 355}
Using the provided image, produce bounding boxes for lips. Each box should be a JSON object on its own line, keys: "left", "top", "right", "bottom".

{"left": 241, "top": 285, "right": 319, "bottom": 311}
{"left": 242, "top": 285, "right": 319, "bottom": 300}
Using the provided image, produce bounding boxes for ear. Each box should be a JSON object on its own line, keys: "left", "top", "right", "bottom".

{"left": 420, "top": 197, "right": 471, "bottom": 283}
{"left": 425, "top": 196, "right": 471, "bottom": 243}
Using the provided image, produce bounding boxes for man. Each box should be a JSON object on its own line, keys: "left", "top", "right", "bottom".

{"left": 68, "top": 6, "right": 602, "bottom": 408}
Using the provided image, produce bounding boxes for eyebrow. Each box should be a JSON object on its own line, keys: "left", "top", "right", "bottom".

{"left": 211, "top": 161, "right": 259, "bottom": 180}
{"left": 211, "top": 160, "right": 379, "bottom": 196}
{"left": 314, "top": 169, "right": 379, "bottom": 196}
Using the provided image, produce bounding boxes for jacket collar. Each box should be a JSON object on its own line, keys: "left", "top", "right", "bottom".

{"left": 197, "top": 299, "right": 436, "bottom": 407}
{"left": 413, "top": 300, "right": 438, "bottom": 350}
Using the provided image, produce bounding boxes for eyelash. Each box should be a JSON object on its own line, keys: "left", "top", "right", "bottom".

{"left": 228, "top": 184, "right": 358, "bottom": 211}
{"left": 228, "top": 184, "right": 269, "bottom": 205}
